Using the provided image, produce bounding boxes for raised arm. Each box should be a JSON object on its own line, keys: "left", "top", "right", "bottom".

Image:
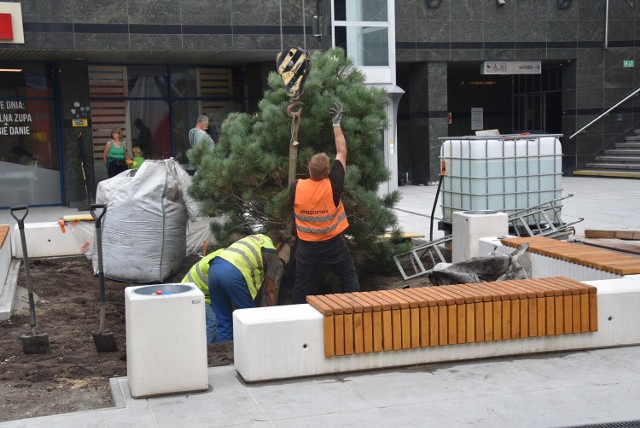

{"left": 330, "top": 103, "right": 346, "bottom": 170}
{"left": 334, "top": 126, "right": 347, "bottom": 171}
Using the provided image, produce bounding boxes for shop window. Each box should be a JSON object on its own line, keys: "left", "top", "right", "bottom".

{"left": 89, "top": 65, "right": 244, "bottom": 178}
{"left": 170, "top": 66, "right": 242, "bottom": 166}
{"left": 0, "top": 63, "right": 61, "bottom": 207}
{"left": 172, "top": 98, "right": 242, "bottom": 166}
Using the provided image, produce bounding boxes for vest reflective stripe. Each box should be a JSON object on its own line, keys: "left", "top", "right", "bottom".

{"left": 294, "top": 178, "right": 348, "bottom": 241}
{"left": 181, "top": 250, "right": 223, "bottom": 304}
{"left": 296, "top": 208, "right": 347, "bottom": 234}
{"left": 218, "top": 234, "right": 276, "bottom": 300}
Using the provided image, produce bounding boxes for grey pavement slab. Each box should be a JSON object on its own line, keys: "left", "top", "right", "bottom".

{"left": 394, "top": 176, "right": 640, "bottom": 240}
{"left": 5, "top": 348, "right": 640, "bottom": 427}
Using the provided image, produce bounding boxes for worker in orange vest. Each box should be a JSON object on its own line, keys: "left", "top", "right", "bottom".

{"left": 289, "top": 103, "right": 359, "bottom": 304}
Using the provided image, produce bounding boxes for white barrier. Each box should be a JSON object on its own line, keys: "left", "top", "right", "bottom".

{"left": 11, "top": 221, "right": 93, "bottom": 259}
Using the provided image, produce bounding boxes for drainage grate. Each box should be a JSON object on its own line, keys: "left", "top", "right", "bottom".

{"left": 568, "top": 421, "right": 640, "bottom": 428}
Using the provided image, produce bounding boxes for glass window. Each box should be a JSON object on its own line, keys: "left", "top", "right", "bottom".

{"left": 89, "top": 65, "right": 245, "bottom": 176}
{"left": 335, "top": 26, "right": 389, "bottom": 66}
{"left": 169, "top": 67, "right": 199, "bottom": 98}
{"left": 0, "top": 64, "right": 60, "bottom": 207}
{"left": 127, "top": 65, "right": 168, "bottom": 98}
{"left": 172, "top": 98, "right": 243, "bottom": 165}
{"left": 0, "top": 63, "right": 54, "bottom": 98}
{"left": 334, "top": 0, "right": 387, "bottom": 21}
{"left": 128, "top": 100, "right": 171, "bottom": 160}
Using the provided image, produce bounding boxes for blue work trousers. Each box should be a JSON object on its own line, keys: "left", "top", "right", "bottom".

{"left": 205, "top": 303, "right": 216, "bottom": 343}
{"left": 208, "top": 257, "right": 255, "bottom": 342}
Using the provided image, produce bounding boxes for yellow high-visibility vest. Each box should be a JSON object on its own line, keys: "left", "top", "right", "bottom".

{"left": 181, "top": 249, "right": 223, "bottom": 304}
{"left": 217, "top": 234, "right": 276, "bottom": 299}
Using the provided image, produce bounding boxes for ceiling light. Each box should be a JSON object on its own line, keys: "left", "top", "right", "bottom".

{"left": 0, "top": 68, "right": 22, "bottom": 72}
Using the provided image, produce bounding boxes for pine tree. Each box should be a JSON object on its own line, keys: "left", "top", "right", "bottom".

{"left": 188, "top": 48, "right": 406, "bottom": 276}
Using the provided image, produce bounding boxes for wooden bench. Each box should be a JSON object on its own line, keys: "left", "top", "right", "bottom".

{"left": 501, "top": 236, "right": 640, "bottom": 276}
{"left": 307, "top": 277, "right": 597, "bottom": 358}
{"left": 0, "top": 225, "right": 8, "bottom": 250}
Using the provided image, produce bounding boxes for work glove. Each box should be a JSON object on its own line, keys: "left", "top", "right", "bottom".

{"left": 330, "top": 103, "right": 343, "bottom": 127}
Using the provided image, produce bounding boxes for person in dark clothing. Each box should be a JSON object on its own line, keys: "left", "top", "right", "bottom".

{"left": 289, "top": 104, "right": 360, "bottom": 304}
{"left": 132, "top": 118, "right": 152, "bottom": 155}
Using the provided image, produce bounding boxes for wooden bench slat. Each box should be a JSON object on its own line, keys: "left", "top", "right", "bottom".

{"left": 501, "top": 236, "right": 640, "bottom": 275}
{"left": 307, "top": 275, "right": 599, "bottom": 358}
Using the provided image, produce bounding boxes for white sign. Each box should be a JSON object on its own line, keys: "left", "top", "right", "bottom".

{"left": 0, "top": 100, "right": 32, "bottom": 135}
{"left": 482, "top": 61, "right": 541, "bottom": 75}
{"left": 471, "top": 107, "right": 483, "bottom": 130}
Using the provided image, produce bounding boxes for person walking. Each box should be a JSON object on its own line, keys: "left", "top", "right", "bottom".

{"left": 209, "top": 231, "right": 286, "bottom": 342}
{"left": 188, "top": 115, "right": 215, "bottom": 148}
{"left": 102, "top": 127, "right": 131, "bottom": 178}
{"left": 289, "top": 103, "right": 360, "bottom": 304}
{"left": 182, "top": 249, "right": 224, "bottom": 343}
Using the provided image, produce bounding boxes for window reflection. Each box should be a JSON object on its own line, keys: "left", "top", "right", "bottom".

{"left": 335, "top": 26, "right": 389, "bottom": 66}
{"left": 0, "top": 64, "right": 60, "bottom": 207}
{"left": 334, "top": 0, "right": 387, "bottom": 21}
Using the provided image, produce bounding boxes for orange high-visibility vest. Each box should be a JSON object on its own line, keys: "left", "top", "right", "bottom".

{"left": 294, "top": 178, "right": 348, "bottom": 241}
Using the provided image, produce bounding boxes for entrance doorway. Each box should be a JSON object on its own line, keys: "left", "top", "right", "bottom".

{"left": 512, "top": 65, "right": 563, "bottom": 134}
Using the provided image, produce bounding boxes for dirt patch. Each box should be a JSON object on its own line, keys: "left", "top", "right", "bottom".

{"left": 0, "top": 255, "right": 428, "bottom": 422}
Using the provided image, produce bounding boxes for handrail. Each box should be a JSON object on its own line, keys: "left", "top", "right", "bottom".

{"left": 569, "top": 87, "right": 640, "bottom": 139}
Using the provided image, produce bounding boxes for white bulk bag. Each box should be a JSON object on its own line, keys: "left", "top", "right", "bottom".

{"left": 93, "top": 159, "right": 199, "bottom": 282}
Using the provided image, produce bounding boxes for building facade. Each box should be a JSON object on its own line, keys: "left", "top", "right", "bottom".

{"left": 0, "top": 0, "right": 638, "bottom": 208}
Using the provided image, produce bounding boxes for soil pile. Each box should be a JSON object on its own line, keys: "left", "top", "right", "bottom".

{"left": 0, "top": 254, "right": 426, "bottom": 422}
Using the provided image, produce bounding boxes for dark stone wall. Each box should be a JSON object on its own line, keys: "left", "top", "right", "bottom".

{"left": 57, "top": 61, "right": 93, "bottom": 208}
{"left": 395, "top": 0, "right": 640, "bottom": 178}
{"left": 13, "top": 0, "right": 329, "bottom": 53}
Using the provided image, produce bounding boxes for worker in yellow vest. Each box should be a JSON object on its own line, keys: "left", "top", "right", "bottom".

{"left": 209, "top": 231, "right": 286, "bottom": 342}
{"left": 289, "top": 103, "right": 360, "bottom": 304}
{"left": 181, "top": 248, "right": 224, "bottom": 343}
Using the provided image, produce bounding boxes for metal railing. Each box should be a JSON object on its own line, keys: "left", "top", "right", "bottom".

{"left": 569, "top": 87, "right": 640, "bottom": 140}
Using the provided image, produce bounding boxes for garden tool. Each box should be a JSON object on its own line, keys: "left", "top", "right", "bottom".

{"left": 76, "top": 130, "right": 91, "bottom": 210}
{"left": 10, "top": 205, "right": 51, "bottom": 354}
{"left": 90, "top": 204, "right": 118, "bottom": 353}
{"left": 430, "top": 160, "right": 446, "bottom": 241}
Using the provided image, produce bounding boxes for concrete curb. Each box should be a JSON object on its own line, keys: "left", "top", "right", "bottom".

{"left": 0, "top": 260, "right": 20, "bottom": 321}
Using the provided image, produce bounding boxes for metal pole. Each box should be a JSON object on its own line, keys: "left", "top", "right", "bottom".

{"left": 604, "top": 0, "right": 609, "bottom": 50}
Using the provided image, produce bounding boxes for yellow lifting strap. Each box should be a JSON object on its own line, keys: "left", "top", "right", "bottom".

{"left": 276, "top": 48, "right": 311, "bottom": 237}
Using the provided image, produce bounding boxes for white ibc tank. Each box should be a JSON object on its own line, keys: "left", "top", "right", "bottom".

{"left": 440, "top": 135, "right": 562, "bottom": 223}
{"left": 125, "top": 283, "right": 208, "bottom": 398}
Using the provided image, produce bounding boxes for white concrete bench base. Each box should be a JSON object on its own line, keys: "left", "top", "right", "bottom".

{"left": 234, "top": 277, "right": 640, "bottom": 382}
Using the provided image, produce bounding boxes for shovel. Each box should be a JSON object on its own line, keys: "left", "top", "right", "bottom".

{"left": 90, "top": 204, "right": 118, "bottom": 353}
{"left": 10, "top": 206, "right": 51, "bottom": 354}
